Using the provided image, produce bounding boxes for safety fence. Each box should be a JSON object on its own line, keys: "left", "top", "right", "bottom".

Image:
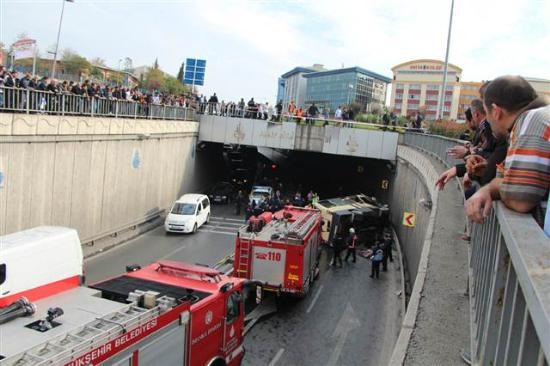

{"left": 402, "top": 133, "right": 549, "bottom": 365}
{"left": 0, "top": 86, "right": 195, "bottom": 121}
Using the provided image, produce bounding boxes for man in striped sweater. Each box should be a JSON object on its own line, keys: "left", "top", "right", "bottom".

{"left": 466, "top": 75, "right": 549, "bottom": 225}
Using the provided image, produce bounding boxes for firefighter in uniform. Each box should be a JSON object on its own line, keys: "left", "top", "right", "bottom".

{"left": 344, "top": 228, "right": 358, "bottom": 263}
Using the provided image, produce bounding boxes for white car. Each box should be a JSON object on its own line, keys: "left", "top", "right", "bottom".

{"left": 249, "top": 186, "right": 273, "bottom": 206}
{"left": 165, "top": 194, "right": 210, "bottom": 233}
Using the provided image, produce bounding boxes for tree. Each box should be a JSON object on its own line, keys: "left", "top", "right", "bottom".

{"left": 143, "top": 67, "right": 164, "bottom": 90}
{"left": 90, "top": 66, "right": 103, "bottom": 79}
{"left": 90, "top": 57, "right": 106, "bottom": 67}
{"left": 370, "top": 103, "right": 383, "bottom": 115}
{"left": 62, "top": 49, "right": 91, "bottom": 76}
{"left": 153, "top": 58, "right": 159, "bottom": 70}
{"left": 123, "top": 57, "right": 134, "bottom": 73}
{"left": 176, "top": 63, "right": 184, "bottom": 83}
{"left": 164, "top": 74, "right": 189, "bottom": 95}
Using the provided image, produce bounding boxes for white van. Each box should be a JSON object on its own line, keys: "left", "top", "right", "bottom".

{"left": 165, "top": 194, "right": 211, "bottom": 233}
{"left": 0, "top": 226, "right": 83, "bottom": 307}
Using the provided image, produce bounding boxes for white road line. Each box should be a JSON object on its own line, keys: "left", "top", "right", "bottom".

{"left": 268, "top": 348, "right": 285, "bottom": 366}
{"left": 208, "top": 221, "right": 243, "bottom": 227}
{"left": 198, "top": 229, "right": 236, "bottom": 236}
{"left": 203, "top": 223, "right": 238, "bottom": 230}
{"left": 160, "top": 244, "right": 187, "bottom": 260}
{"left": 306, "top": 285, "right": 324, "bottom": 313}
{"left": 210, "top": 216, "right": 244, "bottom": 222}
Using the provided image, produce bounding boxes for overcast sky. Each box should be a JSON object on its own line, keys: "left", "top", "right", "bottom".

{"left": 1, "top": 0, "right": 549, "bottom": 103}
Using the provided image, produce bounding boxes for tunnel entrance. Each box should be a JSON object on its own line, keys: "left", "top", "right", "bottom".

{"left": 199, "top": 143, "right": 394, "bottom": 203}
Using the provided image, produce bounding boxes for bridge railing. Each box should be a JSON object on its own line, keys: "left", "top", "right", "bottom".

{"left": 0, "top": 86, "right": 195, "bottom": 121}
{"left": 403, "top": 133, "right": 549, "bottom": 365}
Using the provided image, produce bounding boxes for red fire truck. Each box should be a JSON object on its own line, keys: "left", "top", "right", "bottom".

{"left": 0, "top": 227, "right": 259, "bottom": 366}
{"left": 233, "top": 206, "right": 322, "bottom": 297}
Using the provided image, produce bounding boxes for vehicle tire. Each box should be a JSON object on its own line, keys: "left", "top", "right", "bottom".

{"left": 206, "top": 214, "right": 210, "bottom": 224}
{"left": 193, "top": 223, "right": 197, "bottom": 233}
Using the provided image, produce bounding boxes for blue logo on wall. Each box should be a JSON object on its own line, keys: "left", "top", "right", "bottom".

{"left": 132, "top": 149, "right": 142, "bottom": 170}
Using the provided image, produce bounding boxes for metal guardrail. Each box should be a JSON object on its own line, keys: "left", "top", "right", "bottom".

{"left": 0, "top": 86, "right": 196, "bottom": 121}
{"left": 403, "top": 133, "right": 550, "bottom": 365}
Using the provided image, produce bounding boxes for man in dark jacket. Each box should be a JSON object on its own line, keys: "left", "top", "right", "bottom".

{"left": 370, "top": 242, "right": 384, "bottom": 279}
{"left": 331, "top": 235, "right": 344, "bottom": 268}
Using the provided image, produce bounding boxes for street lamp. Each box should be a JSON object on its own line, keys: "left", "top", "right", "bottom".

{"left": 437, "top": 0, "right": 455, "bottom": 120}
{"left": 51, "top": 0, "right": 74, "bottom": 79}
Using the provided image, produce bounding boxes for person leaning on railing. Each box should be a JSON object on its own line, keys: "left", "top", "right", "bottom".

{"left": 465, "top": 75, "right": 550, "bottom": 227}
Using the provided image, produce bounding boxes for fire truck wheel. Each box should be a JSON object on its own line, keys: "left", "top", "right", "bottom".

{"left": 206, "top": 357, "right": 227, "bottom": 366}
{"left": 193, "top": 223, "right": 198, "bottom": 233}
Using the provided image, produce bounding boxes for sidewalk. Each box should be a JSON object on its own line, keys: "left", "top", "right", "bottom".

{"left": 404, "top": 155, "right": 470, "bottom": 365}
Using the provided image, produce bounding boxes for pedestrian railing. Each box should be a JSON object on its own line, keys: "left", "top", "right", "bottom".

{"left": 0, "top": 86, "right": 196, "bottom": 121}
{"left": 403, "top": 132, "right": 549, "bottom": 365}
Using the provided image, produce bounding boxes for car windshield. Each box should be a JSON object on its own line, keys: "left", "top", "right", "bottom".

{"left": 171, "top": 203, "right": 196, "bottom": 215}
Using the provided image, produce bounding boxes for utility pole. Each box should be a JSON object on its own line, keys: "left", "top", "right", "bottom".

{"left": 51, "top": 0, "right": 74, "bottom": 79}
{"left": 437, "top": 0, "right": 455, "bottom": 120}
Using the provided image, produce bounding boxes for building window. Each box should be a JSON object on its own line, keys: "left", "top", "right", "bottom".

{"left": 395, "top": 93, "right": 403, "bottom": 99}
{"left": 409, "top": 94, "right": 416, "bottom": 99}
{"left": 395, "top": 103, "right": 402, "bottom": 109}
{"left": 409, "top": 84, "right": 421, "bottom": 90}
{"left": 396, "top": 83, "right": 403, "bottom": 89}
{"left": 427, "top": 84, "right": 439, "bottom": 90}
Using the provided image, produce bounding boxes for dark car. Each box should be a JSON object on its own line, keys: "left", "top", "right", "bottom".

{"left": 207, "top": 182, "right": 236, "bottom": 204}
{"left": 230, "top": 168, "right": 253, "bottom": 189}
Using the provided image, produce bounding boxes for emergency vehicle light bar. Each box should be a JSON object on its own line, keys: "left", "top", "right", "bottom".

{"left": 156, "top": 260, "right": 222, "bottom": 283}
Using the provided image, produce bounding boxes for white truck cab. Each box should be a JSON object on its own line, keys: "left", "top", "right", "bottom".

{"left": 249, "top": 186, "right": 273, "bottom": 206}
{"left": 165, "top": 194, "right": 210, "bottom": 233}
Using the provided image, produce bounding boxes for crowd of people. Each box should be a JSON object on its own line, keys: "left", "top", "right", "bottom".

{"left": 0, "top": 66, "right": 198, "bottom": 111}
{"left": 435, "top": 75, "right": 549, "bottom": 237}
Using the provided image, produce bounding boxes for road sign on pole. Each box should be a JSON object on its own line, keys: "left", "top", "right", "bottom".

{"left": 184, "top": 58, "right": 206, "bottom": 87}
{"left": 403, "top": 212, "right": 416, "bottom": 227}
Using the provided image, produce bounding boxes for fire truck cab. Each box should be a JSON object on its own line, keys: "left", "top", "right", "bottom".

{"left": 0, "top": 227, "right": 257, "bottom": 366}
{"left": 233, "top": 206, "right": 322, "bottom": 297}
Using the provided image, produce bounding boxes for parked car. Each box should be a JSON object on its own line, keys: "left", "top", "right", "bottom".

{"left": 165, "top": 194, "right": 210, "bottom": 233}
{"left": 207, "top": 181, "right": 236, "bottom": 204}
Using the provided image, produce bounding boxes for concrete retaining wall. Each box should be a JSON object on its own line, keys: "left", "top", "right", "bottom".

{"left": 0, "top": 113, "right": 200, "bottom": 243}
{"left": 388, "top": 146, "right": 438, "bottom": 283}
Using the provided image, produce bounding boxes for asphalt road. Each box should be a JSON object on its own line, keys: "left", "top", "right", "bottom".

{"left": 84, "top": 203, "right": 402, "bottom": 366}
{"left": 84, "top": 204, "right": 242, "bottom": 283}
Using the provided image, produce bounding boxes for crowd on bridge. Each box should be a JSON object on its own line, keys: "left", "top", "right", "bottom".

{"left": 434, "top": 75, "right": 549, "bottom": 238}
{"left": 0, "top": 66, "right": 199, "bottom": 112}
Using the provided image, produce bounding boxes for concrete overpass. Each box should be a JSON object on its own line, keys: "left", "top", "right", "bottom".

{"left": 198, "top": 115, "right": 399, "bottom": 161}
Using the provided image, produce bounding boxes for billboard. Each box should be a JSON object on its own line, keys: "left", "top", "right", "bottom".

{"left": 12, "top": 38, "right": 37, "bottom": 60}
{"left": 183, "top": 58, "right": 206, "bottom": 86}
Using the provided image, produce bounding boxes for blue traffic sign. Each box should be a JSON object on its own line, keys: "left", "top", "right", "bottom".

{"left": 184, "top": 58, "right": 207, "bottom": 86}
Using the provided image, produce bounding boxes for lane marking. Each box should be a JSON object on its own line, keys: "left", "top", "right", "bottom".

{"left": 160, "top": 243, "right": 188, "bottom": 259}
{"left": 202, "top": 223, "right": 238, "bottom": 230}
{"left": 210, "top": 216, "right": 243, "bottom": 222}
{"left": 268, "top": 348, "right": 285, "bottom": 366}
{"left": 306, "top": 284, "right": 324, "bottom": 313}
{"left": 198, "top": 229, "right": 236, "bottom": 236}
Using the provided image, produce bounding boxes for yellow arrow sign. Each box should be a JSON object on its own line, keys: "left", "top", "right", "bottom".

{"left": 403, "top": 212, "right": 416, "bottom": 227}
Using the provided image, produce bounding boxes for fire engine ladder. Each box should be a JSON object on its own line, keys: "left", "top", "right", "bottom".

{"left": 287, "top": 212, "right": 315, "bottom": 239}
{"left": 236, "top": 236, "right": 254, "bottom": 278}
{"left": 0, "top": 300, "right": 170, "bottom": 366}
